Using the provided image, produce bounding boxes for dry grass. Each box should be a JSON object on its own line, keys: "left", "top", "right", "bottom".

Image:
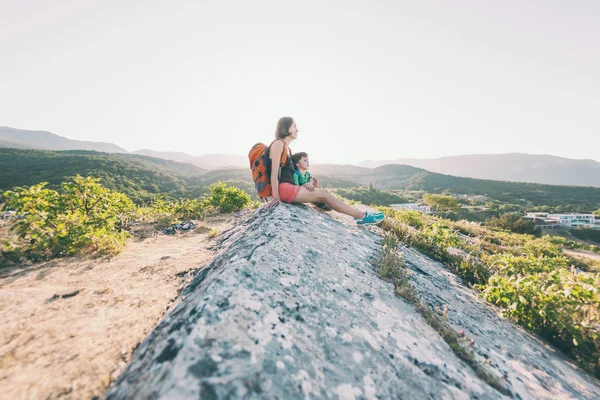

{"left": 0, "top": 213, "right": 240, "bottom": 400}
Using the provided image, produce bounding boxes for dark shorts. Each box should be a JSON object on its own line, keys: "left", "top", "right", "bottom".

{"left": 279, "top": 183, "right": 301, "bottom": 203}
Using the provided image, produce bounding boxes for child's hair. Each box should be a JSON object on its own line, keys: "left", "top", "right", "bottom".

{"left": 292, "top": 152, "right": 308, "bottom": 168}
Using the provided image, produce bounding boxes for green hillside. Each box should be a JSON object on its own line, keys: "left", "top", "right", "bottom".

{"left": 2, "top": 149, "right": 599, "bottom": 209}
{"left": 0, "top": 149, "right": 209, "bottom": 203}
{"left": 314, "top": 164, "right": 600, "bottom": 209}
{"left": 371, "top": 165, "right": 600, "bottom": 208}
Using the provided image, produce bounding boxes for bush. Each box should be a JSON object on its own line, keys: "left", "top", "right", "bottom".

{"left": 483, "top": 268, "right": 600, "bottom": 374}
{"left": 2, "top": 176, "right": 136, "bottom": 261}
{"left": 206, "top": 181, "right": 251, "bottom": 213}
{"left": 136, "top": 197, "right": 211, "bottom": 225}
{"left": 486, "top": 213, "right": 541, "bottom": 237}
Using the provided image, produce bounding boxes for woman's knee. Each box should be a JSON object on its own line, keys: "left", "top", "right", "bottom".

{"left": 319, "top": 190, "right": 333, "bottom": 203}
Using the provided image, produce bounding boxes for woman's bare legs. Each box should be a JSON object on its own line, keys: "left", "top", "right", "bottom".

{"left": 291, "top": 187, "right": 364, "bottom": 219}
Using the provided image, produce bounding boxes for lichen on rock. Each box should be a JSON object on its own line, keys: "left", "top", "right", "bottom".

{"left": 106, "top": 205, "right": 600, "bottom": 400}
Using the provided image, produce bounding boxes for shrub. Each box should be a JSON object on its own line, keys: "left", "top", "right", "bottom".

{"left": 483, "top": 268, "right": 600, "bottom": 374}
{"left": 206, "top": 181, "right": 251, "bottom": 213}
{"left": 137, "top": 197, "right": 212, "bottom": 224}
{"left": 2, "top": 176, "right": 136, "bottom": 261}
{"left": 486, "top": 213, "right": 541, "bottom": 237}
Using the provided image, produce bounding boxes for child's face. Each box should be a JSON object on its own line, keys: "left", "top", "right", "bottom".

{"left": 296, "top": 156, "right": 309, "bottom": 170}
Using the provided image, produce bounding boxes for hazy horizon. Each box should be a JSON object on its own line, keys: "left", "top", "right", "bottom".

{"left": 1, "top": 1, "right": 599, "bottom": 164}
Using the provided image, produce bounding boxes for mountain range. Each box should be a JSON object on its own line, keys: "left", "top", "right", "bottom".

{"left": 2, "top": 126, "right": 600, "bottom": 188}
{"left": 131, "top": 149, "right": 247, "bottom": 170}
{"left": 360, "top": 154, "right": 600, "bottom": 187}
{"left": 2, "top": 148, "right": 600, "bottom": 210}
{"left": 0, "top": 126, "right": 127, "bottom": 153}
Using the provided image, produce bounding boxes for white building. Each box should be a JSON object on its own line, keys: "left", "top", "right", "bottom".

{"left": 525, "top": 212, "right": 597, "bottom": 228}
{"left": 390, "top": 203, "right": 432, "bottom": 214}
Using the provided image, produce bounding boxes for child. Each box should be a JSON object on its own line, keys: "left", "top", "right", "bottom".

{"left": 291, "top": 152, "right": 333, "bottom": 211}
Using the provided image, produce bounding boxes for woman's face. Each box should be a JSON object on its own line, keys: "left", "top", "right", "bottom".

{"left": 288, "top": 121, "right": 299, "bottom": 139}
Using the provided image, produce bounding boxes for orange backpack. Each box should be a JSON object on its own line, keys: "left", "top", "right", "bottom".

{"left": 248, "top": 140, "right": 289, "bottom": 200}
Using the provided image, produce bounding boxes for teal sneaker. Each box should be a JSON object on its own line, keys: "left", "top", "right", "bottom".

{"left": 356, "top": 211, "right": 385, "bottom": 225}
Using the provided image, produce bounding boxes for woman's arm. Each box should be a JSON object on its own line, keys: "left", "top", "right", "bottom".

{"left": 266, "top": 140, "right": 284, "bottom": 208}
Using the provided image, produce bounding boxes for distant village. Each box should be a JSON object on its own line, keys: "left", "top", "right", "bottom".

{"left": 390, "top": 194, "right": 599, "bottom": 231}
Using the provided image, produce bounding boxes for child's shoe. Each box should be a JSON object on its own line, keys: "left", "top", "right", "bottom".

{"left": 356, "top": 211, "right": 385, "bottom": 226}
{"left": 314, "top": 202, "right": 333, "bottom": 211}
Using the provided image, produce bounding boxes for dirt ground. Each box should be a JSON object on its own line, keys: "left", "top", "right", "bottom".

{"left": 0, "top": 213, "right": 244, "bottom": 400}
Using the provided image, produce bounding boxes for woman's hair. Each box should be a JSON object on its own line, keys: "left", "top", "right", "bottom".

{"left": 292, "top": 152, "right": 308, "bottom": 168}
{"left": 275, "top": 116, "right": 294, "bottom": 139}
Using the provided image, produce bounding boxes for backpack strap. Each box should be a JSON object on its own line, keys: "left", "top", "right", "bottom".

{"left": 269, "top": 139, "right": 291, "bottom": 181}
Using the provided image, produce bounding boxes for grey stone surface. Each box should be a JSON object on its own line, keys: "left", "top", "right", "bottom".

{"left": 106, "top": 205, "right": 600, "bottom": 399}
{"left": 402, "top": 247, "right": 600, "bottom": 400}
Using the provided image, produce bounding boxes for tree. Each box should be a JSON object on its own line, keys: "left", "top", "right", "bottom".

{"left": 485, "top": 213, "right": 541, "bottom": 237}
{"left": 594, "top": 208, "right": 600, "bottom": 217}
{"left": 422, "top": 194, "right": 461, "bottom": 215}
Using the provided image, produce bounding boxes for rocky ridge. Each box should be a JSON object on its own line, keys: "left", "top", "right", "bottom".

{"left": 106, "top": 205, "right": 600, "bottom": 399}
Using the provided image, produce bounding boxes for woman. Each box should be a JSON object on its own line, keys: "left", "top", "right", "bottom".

{"left": 266, "top": 117, "right": 384, "bottom": 225}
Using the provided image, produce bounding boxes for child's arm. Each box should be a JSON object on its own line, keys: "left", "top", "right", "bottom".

{"left": 293, "top": 173, "right": 300, "bottom": 186}
{"left": 311, "top": 175, "right": 319, "bottom": 188}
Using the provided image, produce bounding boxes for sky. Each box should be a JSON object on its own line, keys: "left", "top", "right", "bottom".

{"left": 1, "top": 0, "right": 599, "bottom": 164}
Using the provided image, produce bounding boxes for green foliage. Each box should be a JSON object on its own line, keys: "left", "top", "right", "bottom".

{"left": 205, "top": 181, "right": 251, "bottom": 213}
{"left": 486, "top": 213, "right": 541, "bottom": 237}
{"left": 136, "top": 181, "right": 252, "bottom": 224}
{"left": 0, "top": 148, "right": 258, "bottom": 204}
{"left": 571, "top": 228, "right": 600, "bottom": 245}
{"left": 339, "top": 165, "right": 600, "bottom": 209}
{"left": 381, "top": 209, "right": 600, "bottom": 377}
{"left": 2, "top": 176, "right": 135, "bottom": 261}
{"left": 377, "top": 234, "right": 409, "bottom": 288}
{"left": 483, "top": 268, "right": 599, "bottom": 373}
{"left": 334, "top": 186, "right": 408, "bottom": 206}
{"left": 389, "top": 209, "right": 426, "bottom": 229}
{"left": 137, "top": 197, "right": 210, "bottom": 225}
{"left": 374, "top": 232, "right": 510, "bottom": 395}
{"left": 422, "top": 194, "right": 461, "bottom": 214}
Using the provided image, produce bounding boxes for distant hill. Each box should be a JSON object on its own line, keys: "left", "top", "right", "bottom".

{"left": 132, "top": 149, "right": 248, "bottom": 169}
{"left": 360, "top": 153, "right": 600, "bottom": 188}
{"left": 0, "top": 126, "right": 250, "bottom": 169}
{"left": 2, "top": 148, "right": 600, "bottom": 209}
{"left": 0, "top": 149, "right": 207, "bottom": 203}
{"left": 0, "top": 138, "right": 36, "bottom": 149}
{"left": 332, "top": 164, "right": 600, "bottom": 209}
{"left": 0, "top": 126, "right": 128, "bottom": 153}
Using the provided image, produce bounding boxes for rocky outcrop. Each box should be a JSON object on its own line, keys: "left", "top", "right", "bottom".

{"left": 106, "top": 205, "right": 600, "bottom": 399}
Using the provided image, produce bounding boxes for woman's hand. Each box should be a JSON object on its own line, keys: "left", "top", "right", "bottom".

{"left": 265, "top": 197, "right": 281, "bottom": 209}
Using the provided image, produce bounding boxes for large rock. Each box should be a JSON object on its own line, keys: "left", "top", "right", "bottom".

{"left": 106, "top": 205, "right": 600, "bottom": 399}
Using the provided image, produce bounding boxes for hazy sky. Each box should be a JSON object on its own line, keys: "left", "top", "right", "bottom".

{"left": 1, "top": 0, "right": 598, "bottom": 164}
